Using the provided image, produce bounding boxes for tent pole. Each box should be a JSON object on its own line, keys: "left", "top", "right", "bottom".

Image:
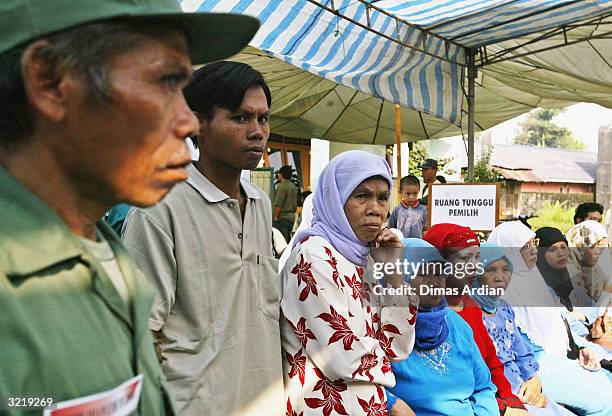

{"left": 395, "top": 104, "right": 402, "bottom": 195}
{"left": 263, "top": 146, "right": 269, "bottom": 168}
{"left": 467, "top": 48, "right": 477, "bottom": 183}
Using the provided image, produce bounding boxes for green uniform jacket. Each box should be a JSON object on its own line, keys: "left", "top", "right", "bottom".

{"left": 0, "top": 167, "right": 175, "bottom": 415}
{"left": 273, "top": 180, "right": 298, "bottom": 221}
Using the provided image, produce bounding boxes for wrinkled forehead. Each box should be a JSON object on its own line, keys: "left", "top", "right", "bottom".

{"left": 352, "top": 176, "right": 390, "bottom": 194}
{"left": 450, "top": 245, "right": 480, "bottom": 258}
{"left": 109, "top": 27, "right": 191, "bottom": 64}
{"left": 485, "top": 258, "right": 509, "bottom": 269}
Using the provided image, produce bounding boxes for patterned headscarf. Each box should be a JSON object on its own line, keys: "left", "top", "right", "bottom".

{"left": 566, "top": 220, "right": 608, "bottom": 301}
{"left": 294, "top": 151, "right": 392, "bottom": 267}
{"left": 566, "top": 220, "right": 607, "bottom": 249}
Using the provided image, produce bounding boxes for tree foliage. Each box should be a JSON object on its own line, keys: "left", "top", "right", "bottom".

{"left": 514, "top": 108, "right": 586, "bottom": 150}
{"left": 408, "top": 141, "right": 455, "bottom": 177}
{"left": 472, "top": 152, "right": 501, "bottom": 183}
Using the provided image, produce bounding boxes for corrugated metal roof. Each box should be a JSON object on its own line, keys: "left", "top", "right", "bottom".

{"left": 497, "top": 168, "right": 542, "bottom": 182}
{"left": 490, "top": 144, "right": 596, "bottom": 183}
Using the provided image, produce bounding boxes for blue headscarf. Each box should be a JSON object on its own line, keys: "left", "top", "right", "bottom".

{"left": 472, "top": 242, "right": 513, "bottom": 313}
{"left": 294, "top": 151, "right": 392, "bottom": 267}
{"left": 402, "top": 238, "right": 449, "bottom": 281}
{"left": 403, "top": 238, "right": 450, "bottom": 350}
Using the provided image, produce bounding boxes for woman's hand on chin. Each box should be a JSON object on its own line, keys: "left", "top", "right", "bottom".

{"left": 370, "top": 227, "right": 404, "bottom": 288}
{"left": 370, "top": 227, "right": 403, "bottom": 248}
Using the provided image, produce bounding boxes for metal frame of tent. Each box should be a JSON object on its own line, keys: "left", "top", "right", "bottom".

{"left": 301, "top": 0, "right": 612, "bottom": 181}
{"left": 186, "top": 0, "right": 612, "bottom": 184}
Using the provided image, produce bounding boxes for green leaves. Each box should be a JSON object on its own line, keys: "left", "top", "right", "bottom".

{"left": 514, "top": 108, "right": 586, "bottom": 150}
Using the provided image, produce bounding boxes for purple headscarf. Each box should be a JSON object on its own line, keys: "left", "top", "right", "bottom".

{"left": 294, "top": 150, "right": 392, "bottom": 266}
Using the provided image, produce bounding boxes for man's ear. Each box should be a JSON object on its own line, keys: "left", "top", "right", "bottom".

{"left": 21, "top": 39, "right": 76, "bottom": 123}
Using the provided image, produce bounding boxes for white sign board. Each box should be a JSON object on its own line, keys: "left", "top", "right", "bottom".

{"left": 429, "top": 184, "right": 499, "bottom": 231}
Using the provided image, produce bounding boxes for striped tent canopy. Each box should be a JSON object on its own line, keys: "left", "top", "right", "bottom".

{"left": 182, "top": 0, "right": 612, "bottom": 143}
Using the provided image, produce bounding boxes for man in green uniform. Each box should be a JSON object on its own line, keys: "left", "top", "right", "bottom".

{"left": 0, "top": 1, "right": 258, "bottom": 414}
{"left": 273, "top": 165, "right": 299, "bottom": 241}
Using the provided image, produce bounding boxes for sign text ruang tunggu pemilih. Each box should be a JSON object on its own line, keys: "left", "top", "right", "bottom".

{"left": 428, "top": 183, "right": 500, "bottom": 231}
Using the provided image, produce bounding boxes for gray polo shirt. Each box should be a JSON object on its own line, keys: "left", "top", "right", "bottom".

{"left": 122, "top": 164, "right": 283, "bottom": 416}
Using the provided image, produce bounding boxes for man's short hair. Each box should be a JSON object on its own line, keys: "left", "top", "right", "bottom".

{"left": 279, "top": 165, "right": 293, "bottom": 180}
{"left": 399, "top": 175, "right": 420, "bottom": 190}
{"left": 574, "top": 202, "right": 603, "bottom": 224}
{"left": 183, "top": 61, "right": 271, "bottom": 148}
{"left": 0, "top": 19, "right": 186, "bottom": 152}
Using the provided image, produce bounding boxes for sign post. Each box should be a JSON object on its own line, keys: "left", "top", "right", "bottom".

{"left": 428, "top": 183, "right": 500, "bottom": 231}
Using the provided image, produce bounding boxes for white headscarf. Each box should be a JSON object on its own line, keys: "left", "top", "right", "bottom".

{"left": 278, "top": 193, "right": 314, "bottom": 272}
{"left": 488, "top": 221, "right": 569, "bottom": 358}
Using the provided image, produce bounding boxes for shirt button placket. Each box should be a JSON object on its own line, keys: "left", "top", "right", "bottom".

{"left": 227, "top": 200, "right": 244, "bottom": 252}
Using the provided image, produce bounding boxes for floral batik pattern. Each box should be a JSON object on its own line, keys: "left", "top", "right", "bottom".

{"left": 481, "top": 303, "right": 540, "bottom": 393}
{"left": 281, "top": 236, "right": 417, "bottom": 415}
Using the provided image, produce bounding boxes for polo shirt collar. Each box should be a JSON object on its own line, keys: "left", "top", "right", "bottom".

{"left": 0, "top": 166, "right": 84, "bottom": 276}
{"left": 186, "top": 163, "right": 262, "bottom": 202}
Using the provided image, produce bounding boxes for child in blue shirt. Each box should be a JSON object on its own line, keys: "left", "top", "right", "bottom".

{"left": 388, "top": 175, "right": 428, "bottom": 238}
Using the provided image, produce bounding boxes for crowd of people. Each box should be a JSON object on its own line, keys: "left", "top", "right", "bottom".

{"left": 1, "top": 2, "right": 611, "bottom": 416}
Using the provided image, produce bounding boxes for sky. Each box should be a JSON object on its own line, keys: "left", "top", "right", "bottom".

{"left": 489, "top": 103, "right": 612, "bottom": 153}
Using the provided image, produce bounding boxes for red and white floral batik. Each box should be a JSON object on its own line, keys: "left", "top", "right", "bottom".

{"left": 280, "top": 236, "right": 418, "bottom": 416}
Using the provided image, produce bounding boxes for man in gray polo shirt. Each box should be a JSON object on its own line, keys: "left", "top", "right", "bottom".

{"left": 122, "top": 61, "right": 283, "bottom": 416}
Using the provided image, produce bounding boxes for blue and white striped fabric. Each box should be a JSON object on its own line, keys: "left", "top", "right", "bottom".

{"left": 182, "top": 0, "right": 612, "bottom": 126}
{"left": 376, "top": 0, "right": 612, "bottom": 47}
{"left": 182, "top": 0, "right": 465, "bottom": 124}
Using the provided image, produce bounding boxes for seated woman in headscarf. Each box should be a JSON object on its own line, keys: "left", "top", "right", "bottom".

{"left": 280, "top": 150, "right": 418, "bottom": 416}
{"left": 536, "top": 227, "right": 611, "bottom": 355}
{"left": 565, "top": 220, "right": 612, "bottom": 312}
{"left": 473, "top": 242, "right": 575, "bottom": 416}
{"left": 425, "top": 223, "right": 528, "bottom": 416}
{"left": 488, "top": 221, "right": 612, "bottom": 416}
{"left": 386, "top": 238, "right": 498, "bottom": 416}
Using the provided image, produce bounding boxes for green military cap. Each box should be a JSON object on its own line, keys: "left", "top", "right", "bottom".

{"left": 0, "top": 0, "right": 259, "bottom": 64}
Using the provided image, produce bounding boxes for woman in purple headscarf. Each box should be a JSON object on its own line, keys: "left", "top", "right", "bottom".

{"left": 280, "top": 150, "right": 418, "bottom": 416}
